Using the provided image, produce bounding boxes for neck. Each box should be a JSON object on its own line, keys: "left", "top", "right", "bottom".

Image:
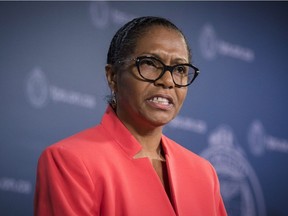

{"left": 115, "top": 107, "right": 165, "bottom": 159}
{"left": 127, "top": 122, "right": 163, "bottom": 147}
{"left": 131, "top": 129, "right": 165, "bottom": 161}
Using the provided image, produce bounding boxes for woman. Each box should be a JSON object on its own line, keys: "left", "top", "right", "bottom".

{"left": 34, "top": 16, "right": 227, "bottom": 216}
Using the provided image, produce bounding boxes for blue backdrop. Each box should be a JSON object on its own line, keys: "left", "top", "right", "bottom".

{"left": 1, "top": 1, "right": 288, "bottom": 215}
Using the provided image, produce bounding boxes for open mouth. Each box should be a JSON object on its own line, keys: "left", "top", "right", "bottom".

{"left": 146, "top": 94, "right": 174, "bottom": 110}
{"left": 148, "top": 97, "right": 171, "bottom": 105}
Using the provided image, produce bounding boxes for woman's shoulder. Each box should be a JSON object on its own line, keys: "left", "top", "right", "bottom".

{"left": 41, "top": 124, "right": 112, "bottom": 159}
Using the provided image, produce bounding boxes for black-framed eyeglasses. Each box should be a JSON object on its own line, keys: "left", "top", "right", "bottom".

{"left": 118, "top": 56, "right": 200, "bottom": 87}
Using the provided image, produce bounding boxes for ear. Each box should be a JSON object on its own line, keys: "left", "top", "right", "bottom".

{"left": 105, "top": 64, "right": 117, "bottom": 92}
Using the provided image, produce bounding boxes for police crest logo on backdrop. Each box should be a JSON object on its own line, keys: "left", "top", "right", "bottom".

{"left": 201, "top": 125, "right": 266, "bottom": 216}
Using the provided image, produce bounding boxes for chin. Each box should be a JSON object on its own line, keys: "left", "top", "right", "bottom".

{"left": 148, "top": 116, "right": 173, "bottom": 127}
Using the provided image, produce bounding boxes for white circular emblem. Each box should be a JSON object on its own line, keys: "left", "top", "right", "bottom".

{"left": 90, "top": 1, "right": 110, "bottom": 29}
{"left": 26, "top": 67, "right": 49, "bottom": 108}
{"left": 248, "top": 120, "right": 266, "bottom": 156}
{"left": 201, "top": 125, "right": 266, "bottom": 216}
{"left": 199, "top": 24, "right": 218, "bottom": 60}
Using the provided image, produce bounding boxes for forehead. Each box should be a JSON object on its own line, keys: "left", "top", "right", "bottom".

{"left": 133, "top": 26, "right": 189, "bottom": 61}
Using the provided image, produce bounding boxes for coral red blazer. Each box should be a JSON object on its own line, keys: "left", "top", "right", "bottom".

{"left": 34, "top": 106, "right": 227, "bottom": 216}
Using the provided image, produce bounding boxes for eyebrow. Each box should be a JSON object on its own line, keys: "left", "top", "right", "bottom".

{"left": 142, "top": 53, "right": 189, "bottom": 64}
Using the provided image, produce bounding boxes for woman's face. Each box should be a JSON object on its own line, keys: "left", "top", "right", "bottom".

{"left": 114, "top": 26, "right": 189, "bottom": 130}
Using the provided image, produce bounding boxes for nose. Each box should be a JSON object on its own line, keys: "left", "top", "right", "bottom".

{"left": 154, "top": 70, "right": 174, "bottom": 89}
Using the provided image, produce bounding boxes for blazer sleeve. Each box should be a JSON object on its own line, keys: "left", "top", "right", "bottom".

{"left": 34, "top": 146, "right": 98, "bottom": 216}
{"left": 211, "top": 164, "right": 227, "bottom": 216}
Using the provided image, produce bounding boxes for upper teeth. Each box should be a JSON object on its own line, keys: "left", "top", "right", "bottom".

{"left": 149, "top": 97, "right": 170, "bottom": 105}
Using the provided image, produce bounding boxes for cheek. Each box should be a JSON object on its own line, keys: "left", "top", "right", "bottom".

{"left": 177, "top": 89, "right": 188, "bottom": 106}
{"left": 117, "top": 73, "right": 144, "bottom": 101}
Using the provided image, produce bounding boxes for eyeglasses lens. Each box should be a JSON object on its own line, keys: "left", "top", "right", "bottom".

{"left": 137, "top": 57, "right": 196, "bottom": 86}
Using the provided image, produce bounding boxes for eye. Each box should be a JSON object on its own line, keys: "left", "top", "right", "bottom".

{"left": 175, "top": 65, "right": 188, "bottom": 75}
{"left": 140, "top": 58, "right": 158, "bottom": 68}
{"left": 138, "top": 57, "right": 163, "bottom": 73}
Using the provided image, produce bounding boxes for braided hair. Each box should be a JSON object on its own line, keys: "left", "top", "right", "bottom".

{"left": 107, "top": 16, "right": 192, "bottom": 66}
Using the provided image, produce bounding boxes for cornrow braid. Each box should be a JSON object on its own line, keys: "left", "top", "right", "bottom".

{"left": 106, "top": 16, "right": 191, "bottom": 66}
{"left": 106, "top": 18, "right": 140, "bottom": 65}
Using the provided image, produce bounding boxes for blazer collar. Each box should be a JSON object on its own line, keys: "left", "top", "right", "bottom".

{"left": 100, "top": 105, "right": 174, "bottom": 160}
{"left": 100, "top": 106, "right": 142, "bottom": 158}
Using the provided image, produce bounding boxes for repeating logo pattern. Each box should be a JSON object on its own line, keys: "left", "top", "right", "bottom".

{"left": 25, "top": 67, "right": 97, "bottom": 109}
{"left": 199, "top": 24, "right": 255, "bottom": 62}
{"left": 90, "top": 1, "right": 136, "bottom": 29}
{"left": 26, "top": 67, "right": 49, "bottom": 109}
{"left": 248, "top": 120, "right": 288, "bottom": 156}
